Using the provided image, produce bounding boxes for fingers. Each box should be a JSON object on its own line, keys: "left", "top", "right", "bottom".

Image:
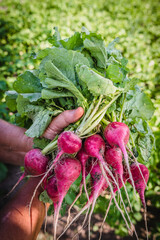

{"left": 43, "top": 107, "right": 84, "bottom": 140}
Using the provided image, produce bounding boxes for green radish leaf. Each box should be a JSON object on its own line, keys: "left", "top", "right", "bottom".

{"left": 60, "top": 32, "right": 83, "bottom": 50}
{"left": 41, "top": 48, "right": 90, "bottom": 85}
{"left": 133, "top": 119, "right": 155, "bottom": 162}
{"left": 25, "top": 108, "right": 60, "bottom": 137}
{"left": 81, "top": 49, "right": 95, "bottom": 68}
{"left": 124, "top": 89, "right": 155, "bottom": 120}
{"left": 106, "top": 64, "right": 124, "bottom": 83}
{"left": 83, "top": 35, "right": 108, "bottom": 69}
{"left": 38, "top": 48, "right": 90, "bottom": 106}
{"left": 41, "top": 89, "right": 74, "bottom": 99}
{"left": 137, "top": 135, "right": 153, "bottom": 162}
{"left": 16, "top": 95, "right": 61, "bottom": 137}
{"left": 6, "top": 91, "right": 18, "bottom": 112}
{"left": 33, "top": 137, "right": 50, "bottom": 149}
{"left": 76, "top": 64, "right": 119, "bottom": 96}
{"left": 20, "top": 93, "right": 41, "bottom": 102}
{"left": 73, "top": 173, "right": 82, "bottom": 187}
{"left": 44, "top": 60, "right": 87, "bottom": 106}
{"left": 48, "top": 26, "right": 62, "bottom": 47}
{"left": 123, "top": 78, "right": 139, "bottom": 91}
{"left": 36, "top": 48, "right": 52, "bottom": 60}
{"left": 106, "top": 37, "right": 122, "bottom": 61}
{"left": 13, "top": 71, "right": 42, "bottom": 93}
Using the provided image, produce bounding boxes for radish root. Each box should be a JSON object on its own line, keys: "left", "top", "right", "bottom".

{"left": 99, "top": 162, "right": 133, "bottom": 236}
{"left": 99, "top": 196, "right": 113, "bottom": 240}
{"left": 127, "top": 146, "right": 148, "bottom": 189}
{"left": 119, "top": 143, "right": 137, "bottom": 198}
{"left": 57, "top": 203, "right": 91, "bottom": 240}
{"left": 66, "top": 182, "right": 83, "bottom": 226}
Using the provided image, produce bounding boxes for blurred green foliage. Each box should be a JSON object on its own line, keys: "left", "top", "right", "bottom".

{"left": 0, "top": 0, "right": 160, "bottom": 237}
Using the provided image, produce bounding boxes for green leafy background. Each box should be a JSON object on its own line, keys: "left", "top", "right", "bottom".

{"left": 0, "top": 0, "right": 160, "bottom": 237}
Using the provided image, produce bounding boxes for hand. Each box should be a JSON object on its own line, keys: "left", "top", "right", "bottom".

{"left": 0, "top": 107, "right": 84, "bottom": 240}
{"left": 0, "top": 107, "right": 84, "bottom": 165}
{"left": 43, "top": 107, "right": 84, "bottom": 140}
{"left": 0, "top": 176, "right": 48, "bottom": 240}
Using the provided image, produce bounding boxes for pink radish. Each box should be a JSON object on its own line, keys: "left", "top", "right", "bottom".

{"left": 24, "top": 149, "right": 49, "bottom": 175}
{"left": 67, "top": 148, "right": 90, "bottom": 225}
{"left": 104, "top": 122, "right": 137, "bottom": 196}
{"left": 87, "top": 162, "right": 108, "bottom": 240}
{"left": 7, "top": 149, "right": 49, "bottom": 196}
{"left": 84, "top": 134, "right": 133, "bottom": 235}
{"left": 124, "top": 162, "right": 149, "bottom": 240}
{"left": 104, "top": 147, "right": 132, "bottom": 209}
{"left": 43, "top": 174, "right": 59, "bottom": 234}
{"left": 105, "top": 147, "right": 123, "bottom": 176}
{"left": 127, "top": 146, "right": 148, "bottom": 189}
{"left": 84, "top": 135, "right": 114, "bottom": 183}
{"left": 50, "top": 131, "right": 82, "bottom": 167}
{"left": 53, "top": 157, "right": 81, "bottom": 240}
{"left": 124, "top": 163, "right": 149, "bottom": 207}
{"left": 29, "top": 131, "right": 82, "bottom": 212}
{"left": 58, "top": 161, "right": 109, "bottom": 240}
{"left": 45, "top": 176, "right": 59, "bottom": 204}
{"left": 45, "top": 175, "right": 60, "bottom": 239}
{"left": 84, "top": 134, "right": 120, "bottom": 185}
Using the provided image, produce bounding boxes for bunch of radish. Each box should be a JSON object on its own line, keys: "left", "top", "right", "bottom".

{"left": 11, "top": 121, "right": 149, "bottom": 240}
{"left": 8, "top": 28, "right": 155, "bottom": 240}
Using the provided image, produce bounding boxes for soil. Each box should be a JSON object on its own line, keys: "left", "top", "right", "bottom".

{"left": 0, "top": 165, "right": 160, "bottom": 240}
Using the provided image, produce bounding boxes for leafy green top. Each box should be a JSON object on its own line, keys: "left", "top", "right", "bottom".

{"left": 6, "top": 28, "right": 155, "bottom": 162}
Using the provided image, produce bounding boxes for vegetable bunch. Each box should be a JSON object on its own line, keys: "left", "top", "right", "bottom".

{"left": 7, "top": 28, "right": 155, "bottom": 239}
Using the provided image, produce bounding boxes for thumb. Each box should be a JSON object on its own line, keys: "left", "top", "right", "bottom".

{"left": 43, "top": 107, "right": 84, "bottom": 140}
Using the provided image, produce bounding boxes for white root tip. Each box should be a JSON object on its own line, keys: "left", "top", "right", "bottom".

{"left": 66, "top": 183, "right": 83, "bottom": 226}
{"left": 53, "top": 202, "right": 62, "bottom": 240}
{"left": 5, "top": 172, "right": 25, "bottom": 198}
{"left": 88, "top": 197, "right": 98, "bottom": 240}
{"left": 118, "top": 185, "right": 138, "bottom": 238}
{"left": 57, "top": 203, "right": 90, "bottom": 240}
{"left": 99, "top": 196, "right": 113, "bottom": 240}
{"left": 144, "top": 206, "right": 149, "bottom": 240}
{"left": 71, "top": 207, "right": 90, "bottom": 240}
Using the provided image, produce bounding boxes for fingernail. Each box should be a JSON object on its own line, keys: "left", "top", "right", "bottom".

{"left": 69, "top": 107, "right": 84, "bottom": 118}
{"left": 77, "top": 107, "right": 84, "bottom": 116}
